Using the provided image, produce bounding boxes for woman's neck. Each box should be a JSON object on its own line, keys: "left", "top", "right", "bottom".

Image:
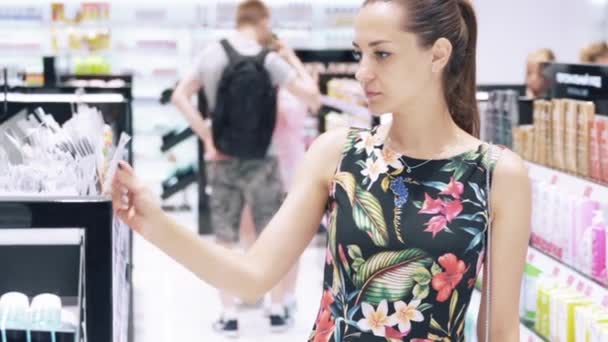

{"left": 386, "top": 92, "right": 468, "bottom": 159}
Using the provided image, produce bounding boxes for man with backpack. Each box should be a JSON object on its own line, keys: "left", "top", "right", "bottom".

{"left": 171, "top": 0, "right": 320, "bottom": 337}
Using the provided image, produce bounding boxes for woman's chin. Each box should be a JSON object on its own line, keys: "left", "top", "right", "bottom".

{"left": 367, "top": 103, "right": 390, "bottom": 116}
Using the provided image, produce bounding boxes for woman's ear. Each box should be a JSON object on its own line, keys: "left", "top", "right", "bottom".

{"left": 431, "top": 38, "right": 453, "bottom": 73}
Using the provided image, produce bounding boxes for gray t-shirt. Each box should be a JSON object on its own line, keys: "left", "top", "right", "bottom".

{"left": 186, "top": 33, "right": 296, "bottom": 112}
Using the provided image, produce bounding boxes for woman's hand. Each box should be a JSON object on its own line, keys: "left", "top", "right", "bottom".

{"left": 112, "top": 161, "right": 164, "bottom": 234}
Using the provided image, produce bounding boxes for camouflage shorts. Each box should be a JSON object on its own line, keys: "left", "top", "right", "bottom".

{"left": 206, "top": 157, "right": 284, "bottom": 243}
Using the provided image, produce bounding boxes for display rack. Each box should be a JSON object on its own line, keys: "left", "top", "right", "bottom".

{"left": 0, "top": 87, "right": 133, "bottom": 164}
{"left": 0, "top": 197, "right": 131, "bottom": 342}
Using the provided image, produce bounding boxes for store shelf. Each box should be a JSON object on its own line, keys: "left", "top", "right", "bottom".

{"left": 526, "top": 161, "right": 608, "bottom": 203}
{"left": 0, "top": 93, "right": 126, "bottom": 103}
{"left": 320, "top": 95, "right": 370, "bottom": 120}
{"left": 527, "top": 246, "right": 608, "bottom": 304}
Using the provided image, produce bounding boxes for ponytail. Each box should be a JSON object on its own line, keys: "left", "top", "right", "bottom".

{"left": 446, "top": 0, "right": 479, "bottom": 137}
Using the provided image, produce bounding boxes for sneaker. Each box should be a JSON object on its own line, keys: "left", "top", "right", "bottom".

{"left": 212, "top": 318, "right": 239, "bottom": 338}
{"left": 269, "top": 314, "right": 290, "bottom": 333}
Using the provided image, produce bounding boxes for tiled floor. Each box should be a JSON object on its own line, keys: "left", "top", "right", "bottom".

{"left": 131, "top": 101, "right": 327, "bottom": 341}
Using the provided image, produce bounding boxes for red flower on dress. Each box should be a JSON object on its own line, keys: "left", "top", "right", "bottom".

{"left": 419, "top": 193, "right": 444, "bottom": 214}
{"left": 423, "top": 215, "right": 448, "bottom": 238}
{"left": 442, "top": 199, "right": 463, "bottom": 223}
{"left": 313, "top": 309, "right": 335, "bottom": 342}
{"left": 432, "top": 254, "right": 467, "bottom": 302}
{"left": 439, "top": 177, "right": 464, "bottom": 199}
{"left": 312, "top": 290, "right": 336, "bottom": 342}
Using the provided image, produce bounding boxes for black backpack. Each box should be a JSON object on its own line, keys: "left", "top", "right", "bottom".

{"left": 212, "top": 39, "right": 277, "bottom": 159}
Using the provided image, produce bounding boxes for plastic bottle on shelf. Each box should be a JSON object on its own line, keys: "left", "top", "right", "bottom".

{"left": 590, "top": 210, "right": 606, "bottom": 281}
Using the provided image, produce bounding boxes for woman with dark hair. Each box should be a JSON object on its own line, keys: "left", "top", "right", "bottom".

{"left": 113, "top": 0, "right": 531, "bottom": 341}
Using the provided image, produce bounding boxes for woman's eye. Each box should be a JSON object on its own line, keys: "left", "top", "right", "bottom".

{"left": 375, "top": 51, "right": 391, "bottom": 59}
{"left": 352, "top": 50, "right": 362, "bottom": 61}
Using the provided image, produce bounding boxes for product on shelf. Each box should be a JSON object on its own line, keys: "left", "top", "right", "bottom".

{"left": 565, "top": 100, "right": 579, "bottom": 174}
{"left": 576, "top": 305, "right": 608, "bottom": 342}
{"left": 0, "top": 292, "right": 78, "bottom": 339}
{"left": 483, "top": 89, "right": 519, "bottom": 147}
{"left": 517, "top": 98, "right": 607, "bottom": 184}
{"left": 530, "top": 177, "right": 608, "bottom": 283}
{"left": 521, "top": 262, "right": 542, "bottom": 324}
{"left": 551, "top": 99, "right": 567, "bottom": 170}
{"left": 578, "top": 102, "right": 596, "bottom": 178}
{"left": 599, "top": 117, "right": 608, "bottom": 183}
{"left": 0, "top": 105, "right": 129, "bottom": 196}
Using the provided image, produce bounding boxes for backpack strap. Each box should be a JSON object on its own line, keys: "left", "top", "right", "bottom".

{"left": 220, "top": 39, "right": 242, "bottom": 63}
{"left": 483, "top": 143, "right": 502, "bottom": 342}
{"left": 254, "top": 48, "right": 271, "bottom": 66}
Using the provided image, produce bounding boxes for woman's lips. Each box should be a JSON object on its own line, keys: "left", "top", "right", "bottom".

{"left": 365, "top": 91, "right": 382, "bottom": 101}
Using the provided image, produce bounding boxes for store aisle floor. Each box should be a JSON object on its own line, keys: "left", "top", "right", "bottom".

{"left": 131, "top": 107, "right": 327, "bottom": 341}
{"left": 132, "top": 212, "right": 326, "bottom": 342}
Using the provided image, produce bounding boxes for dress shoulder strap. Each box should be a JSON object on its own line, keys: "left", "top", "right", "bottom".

{"left": 483, "top": 143, "right": 503, "bottom": 342}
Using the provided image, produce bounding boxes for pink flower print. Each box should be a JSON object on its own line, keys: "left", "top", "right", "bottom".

{"left": 442, "top": 200, "right": 463, "bottom": 223}
{"left": 419, "top": 193, "right": 444, "bottom": 215}
{"left": 439, "top": 177, "right": 464, "bottom": 199}
{"left": 423, "top": 215, "right": 448, "bottom": 238}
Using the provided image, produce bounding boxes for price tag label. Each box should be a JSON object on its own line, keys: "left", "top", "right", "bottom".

{"left": 577, "top": 280, "right": 585, "bottom": 292}
{"left": 567, "top": 275, "right": 575, "bottom": 286}
{"left": 553, "top": 266, "right": 560, "bottom": 277}
{"left": 584, "top": 186, "right": 593, "bottom": 198}
{"left": 551, "top": 174, "right": 559, "bottom": 185}
{"left": 585, "top": 285, "right": 593, "bottom": 297}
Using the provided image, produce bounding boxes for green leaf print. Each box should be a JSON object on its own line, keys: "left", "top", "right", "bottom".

{"left": 413, "top": 284, "right": 430, "bottom": 300}
{"left": 449, "top": 290, "right": 459, "bottom": 329}
{"left": 347, "top": 245, "right": 363, "bottom": 260}
{"left": 352, "top": 186, "right": 389, "bottom": 246}
{"left": 468, "top": 181, "right": 486, "bottom": 206}
{"left": 421, "top": 181, "right": 448, "bottom": 192}
{"left": 464, "top": 232, "right": 484, "bottom": 254}
{"left": 353, "top": 249, "right": 433, "bottom": 305}
{"left": 455, "top": 212, "right": 486, "bottom": 223}
{"left": 352, "top": 258, "right": 365, "bottom": 273}
{"left": 418, "top": 303, "right": 433, "bottom": 312}
{"left": 413, "top": 200, "right": 423, "bottom": 209}
{"left": 412, "top": 267, "right": 432, "bottom": 285}
{"left": 344, "top": 129, "right": 359, "bottom": 154}
{"left": 441, "top": 156, "right": 477, "bottom": 181}
{"left": 334, "top": 172, "right": 356, "bottom": 204}
{"left": 461, "top": 227, "right": 480, "bottom": 236}
{"left": 327, "top": 207, "right": 343, "bottom": 293}
{"left": 431, "top": 262, "right": 443, "bottom": 276}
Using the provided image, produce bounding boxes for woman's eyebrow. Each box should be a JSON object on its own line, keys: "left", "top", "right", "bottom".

{"left": 352, "top": 40, "right": 391, "bottom": 48}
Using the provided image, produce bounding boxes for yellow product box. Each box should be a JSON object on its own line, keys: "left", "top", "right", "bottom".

{"left": 536, "top": 280, "right": 562, "bottom": 337}
{"left": 575, "top": 305, "right": 608, "bottom": 342}
{"left": 590, "top": 322, "right": 608, "bottom": 342}
{"left": 556, "top": 297, "right": 593, "bottom": 342}
{"left": 549, "top": 290, "right": 583, "bottom": 341}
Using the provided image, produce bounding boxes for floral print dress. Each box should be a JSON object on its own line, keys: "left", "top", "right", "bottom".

{"left": 309, "top": 125, "right": 500, "bottom": 342}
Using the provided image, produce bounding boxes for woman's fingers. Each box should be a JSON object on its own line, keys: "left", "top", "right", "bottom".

{"left": 114, "top": 162, "right": 140, "bottom": 193}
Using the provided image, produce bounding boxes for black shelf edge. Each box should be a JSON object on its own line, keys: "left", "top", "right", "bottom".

{"left": 161, "top": 172, "right": 197, "bottom": 200}
{"left": 161, "top": 127, "right": 194, "bottom": 153}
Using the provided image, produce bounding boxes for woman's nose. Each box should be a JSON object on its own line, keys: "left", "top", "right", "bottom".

{"left": 355, "top": 60, "right": 375, "bottom": 84}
